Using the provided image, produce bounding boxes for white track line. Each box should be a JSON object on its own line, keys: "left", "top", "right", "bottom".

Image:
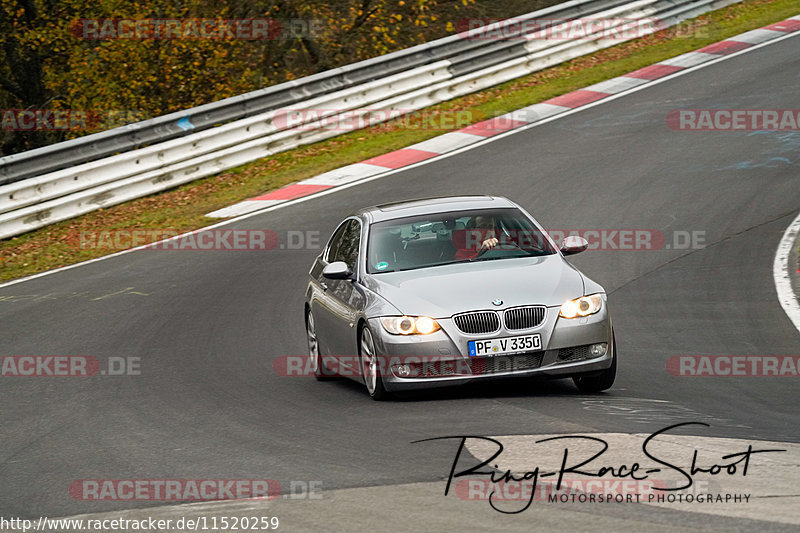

{"left": 1, "top": 29, "right": 800, "bottom": 291}
{"left": 773, "top": 210, "right": 800, "bottom": 334}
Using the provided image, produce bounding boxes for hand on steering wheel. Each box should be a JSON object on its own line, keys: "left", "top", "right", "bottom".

{"left": 476, "top": 237, "right": 499, "bottom": 257}
{"left": 475, "top": 237, "right": 523, "bottom": 258}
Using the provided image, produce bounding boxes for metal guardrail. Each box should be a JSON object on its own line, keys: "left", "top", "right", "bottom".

{"left": 0, "top": 0, "right": 740, "bottom": 239}
{"left": 0, "top": 0, "right": 633, "bottom": 186}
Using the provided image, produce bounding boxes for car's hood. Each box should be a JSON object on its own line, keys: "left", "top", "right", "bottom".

{"left": 364, "top": 255, "right": 585, "bottom": 318}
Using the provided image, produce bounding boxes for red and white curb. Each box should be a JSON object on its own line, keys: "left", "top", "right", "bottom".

{"left": 205, "top": 15, "right": 797, "bottom": 219}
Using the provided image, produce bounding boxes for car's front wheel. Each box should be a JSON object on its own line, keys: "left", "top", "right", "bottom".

{"left": 573, "top": 337, "right": 617, "bottom": 393}
{"left": 359, "top": 326, "right": 390, "bottom": 401}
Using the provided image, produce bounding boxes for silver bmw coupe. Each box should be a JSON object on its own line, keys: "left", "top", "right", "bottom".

{"left": 304, "top": 195, "right": 615, "bottom": 400}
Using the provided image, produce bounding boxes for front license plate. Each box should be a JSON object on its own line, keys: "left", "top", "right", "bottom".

{"left": 468, "top": 334, "right": 541, "bottom": 357}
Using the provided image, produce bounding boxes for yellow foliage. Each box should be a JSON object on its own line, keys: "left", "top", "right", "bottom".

{"left": 0, "top": 0, "right": 544, "bottom": 152}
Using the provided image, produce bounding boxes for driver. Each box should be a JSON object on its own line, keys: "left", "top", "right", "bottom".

{"left": 452, "top": 215, "right": 500, "bottom": 260}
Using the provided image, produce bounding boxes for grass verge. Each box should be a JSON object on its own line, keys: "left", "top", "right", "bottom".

{"left": 1, "top": 0, "right": 798, "bottom": 283}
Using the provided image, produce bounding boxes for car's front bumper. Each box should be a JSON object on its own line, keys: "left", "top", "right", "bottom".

{"left": 367, "top": 303, "right": 613, "bottom": 392}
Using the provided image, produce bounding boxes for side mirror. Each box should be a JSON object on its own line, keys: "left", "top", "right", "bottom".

{"left": 560, "top": 236, "right": 589, "bottom": 256}
{"left": 322, "top": 261, "right": 353, "bottom": 280}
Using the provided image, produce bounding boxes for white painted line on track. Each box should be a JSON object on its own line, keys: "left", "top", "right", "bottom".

{"left": 773, "top": 210, "right": 800, "bottom": 335}
{"left": 2, "top": 28, "right": 799, "bottom": 290}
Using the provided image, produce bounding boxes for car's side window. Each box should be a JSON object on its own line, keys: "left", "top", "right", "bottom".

{"left": 331, "top": 220, "right": 361, "bottom": 269}
{"left": 324, "top": 222, "right": 349, "bottom": 264}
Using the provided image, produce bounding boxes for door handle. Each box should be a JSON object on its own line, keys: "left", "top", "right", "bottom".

{"left": 320, "top": 282, "right": 328, "bottom": 291}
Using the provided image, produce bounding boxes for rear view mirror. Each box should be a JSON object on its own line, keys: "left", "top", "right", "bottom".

{"left": 560, "top": 236, "right": 589, "bottom": 256}
{"left": 322, "top": 261, "right": 353, "bottom": 280}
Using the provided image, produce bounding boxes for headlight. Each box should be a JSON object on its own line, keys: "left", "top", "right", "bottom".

{"left": 559, "top": 294, "right": 603, "bottom": 319}
{"left": 380, "top": 316, "right": 441, "bottom": 335}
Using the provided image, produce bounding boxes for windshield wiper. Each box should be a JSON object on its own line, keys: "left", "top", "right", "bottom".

{"left": 471, "top": 250, "right": 553, "bottom": 262}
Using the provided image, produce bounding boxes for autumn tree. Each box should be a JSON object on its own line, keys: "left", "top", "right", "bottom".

{"left": 1, "top": 0, "right": 564, "bottom": 156}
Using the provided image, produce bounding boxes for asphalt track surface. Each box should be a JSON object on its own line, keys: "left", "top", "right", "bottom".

{"left": 1, "top": 31, "right": 799, "bottom": 530}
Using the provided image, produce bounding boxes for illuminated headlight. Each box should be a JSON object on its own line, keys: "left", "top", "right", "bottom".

{"left": 380, "top": 316, "right": 441, "bottom": 335}
{"left": 559, "top": 294, "right": 603, "bottom": 319}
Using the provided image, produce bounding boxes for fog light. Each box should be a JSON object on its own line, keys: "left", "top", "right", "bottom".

{"left": 589, "top": 343, "right": 608, "bottom": 358}
{"left": 395, "top": 364, "right": 411, "bottom": 377}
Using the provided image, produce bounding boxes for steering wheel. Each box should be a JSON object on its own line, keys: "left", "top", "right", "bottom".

{"left": 475, "top": 238, "right": 522, "bottom": 258}
{"left": 475, "top": 245, "right": 492, "bottom": 258}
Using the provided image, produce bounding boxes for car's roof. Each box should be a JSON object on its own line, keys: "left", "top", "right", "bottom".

{"left": 356, "top": 195, "right": 518, "bottom": 223}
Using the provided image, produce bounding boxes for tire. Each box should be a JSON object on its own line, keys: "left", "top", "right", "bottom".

{"left": 359, "top": 326, "right": 390, "bottom": 401}
{"left": 573, "top": 337, "right": 617, "bottom": 393}
{"left": 306, "top": 311, "right": 331, "bottom": 380}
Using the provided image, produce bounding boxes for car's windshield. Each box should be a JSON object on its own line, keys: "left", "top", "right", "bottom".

{"left": 367, "top": 208, "right": 556, "bottom": 274}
